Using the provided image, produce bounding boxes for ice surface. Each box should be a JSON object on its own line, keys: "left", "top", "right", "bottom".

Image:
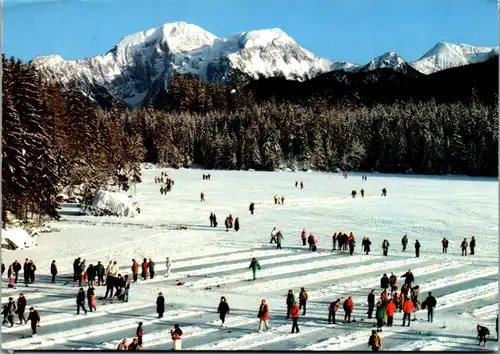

{"left": 0, "top": 169, "right": 497, "bottom": 351}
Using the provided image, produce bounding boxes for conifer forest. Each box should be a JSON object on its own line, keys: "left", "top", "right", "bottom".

{"left": 2, "top": 55, "right": 498, "bottom": 221}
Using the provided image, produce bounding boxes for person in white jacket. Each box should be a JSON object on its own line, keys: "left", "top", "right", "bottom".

{"left": 106, "top": 261, "right": 119, "bottom": 276}
{"left": 165, "top": 257, "right": 172, "bottom": 277}
{"left": 270, "top": 227, "right": 277, "bottom": 244}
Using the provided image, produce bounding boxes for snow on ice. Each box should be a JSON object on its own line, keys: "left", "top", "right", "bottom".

{"left": 0, "top": 168, "right": 498, "bottom": 351}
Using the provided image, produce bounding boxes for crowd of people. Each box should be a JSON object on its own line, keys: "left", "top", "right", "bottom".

{"left": 156, "top": 172, "right": 174, "bottom": 195}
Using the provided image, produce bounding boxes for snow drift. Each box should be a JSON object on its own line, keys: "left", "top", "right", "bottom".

{"left": 80, "top": 191, "right": 137, "bottom": 217}
{"left": 1, "top": 228, "right": 37, "bottom": 250}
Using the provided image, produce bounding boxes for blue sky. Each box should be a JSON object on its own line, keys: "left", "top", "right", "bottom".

{"left": 4, "top": 0, "right": 498, "bottom": 64}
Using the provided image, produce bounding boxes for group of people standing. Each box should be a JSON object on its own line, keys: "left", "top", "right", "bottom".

{"left": 2, "top": 259, "right": 37, "bottom": 289}
{"left": 157, "top": 172, "right": 174, "bottom": 195}
{"left": 273, "top": 194, "right": 285, "bottom": 205}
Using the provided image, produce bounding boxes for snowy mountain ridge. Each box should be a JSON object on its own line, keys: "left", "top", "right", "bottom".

{"left": 410, "top": 41, "right": 498, "bottom": 74}
{"left": 30, "top": 22, "right": 499, "bottom": 107}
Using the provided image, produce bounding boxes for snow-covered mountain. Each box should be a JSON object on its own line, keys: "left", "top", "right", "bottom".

{"left": 32, "top": 22, "right": 355, "bottom": 106}
{"left": 359, "top": 51, "right": 420, "bottom": 75}
{"left": 410, "top": 42, "right": 498, "bottom": 75}
{"left": 30, "top": 22, "right": 498, "bottom": 107}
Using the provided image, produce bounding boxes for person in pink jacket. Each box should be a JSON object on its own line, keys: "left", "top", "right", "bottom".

{"left": 310, "top": 235, "right": 318, "bottom": 252}
{"left": 301, "top": 229, "right": 307, "bottom": 246}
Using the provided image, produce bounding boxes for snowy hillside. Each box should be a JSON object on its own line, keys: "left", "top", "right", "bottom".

{"left": 30, "top": 22, "right": 497, "bottom": 107}
{"left": 1, "top": 169, "right": 497, "bottom": 351}
{"left": 410, "top": 42, "right": 498, "bottom": 74}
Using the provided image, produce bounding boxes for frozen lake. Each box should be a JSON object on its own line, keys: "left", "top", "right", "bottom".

{"left": 1, "top": 168, "right": 498, "bottom": 351}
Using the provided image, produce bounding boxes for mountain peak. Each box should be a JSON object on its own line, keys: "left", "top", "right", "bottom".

{"left": 411, "top": 41, "right": 498, "bottom": 74}
{"left": 235, "top": 28, "right": 295, "bottom": 49}
{"left": 360, "top": 51, "right": 408, "bottom": 72}
{"left": 115, "top": 22, "right": 217, "bottom": 54}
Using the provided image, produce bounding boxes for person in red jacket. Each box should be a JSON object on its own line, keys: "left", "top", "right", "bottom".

{"left": 385, "top": 299, "right": 397, "bottom": 327}
{"left": 402, "top": 297, "right": 414, "bottom": 327}
{"left": 258, "top": 299, "right": 269, "bottom": 332}
{"left": 290, "top": 302, "right": 300, "bottom": 333}
{"left": 301, "top": 229, "right": 307, "bottom": 246}
{"left": 141, "top": 259, "right": 149, "bottom": 280}
{"left": 171, "top": 324, "right": 183, "bottom": 351}
{"left": 343, "top": 296, "right": 355, "bottom": 323}
{"left": 200, "top": 192, "right": 205, "bottom": 202}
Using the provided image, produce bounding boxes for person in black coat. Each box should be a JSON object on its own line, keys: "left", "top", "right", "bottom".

{"left": 149, "top": 259, "right": 155, "bottom": 279}
{"left": 401, "top": 270, "right": 414, "bottom": 286}
{"left": 104, "top": 275, "right": 115, "bottom": 299}
{"left": 380, "top": 274, "right": 390, "bottom": 290}
{"left": 27, "top": 307, "right": 40, "bottom": 337}
{"left": 23, "top": 259, "right": 30, "bottom": 286}
{"left": 367, "top": 289, "right": 375, "bottom": 319}
{"left": 1, "top": 263, "right": 5, "bottom": 277}
{"left": 470, "top": 236, "right": 476, "bottom": 255}
{"left": 12, "top": 261, "right": 21, "bottom": 284}
{"left": 477, "top": 325, "right": 490, "bottom": 346}
{"left": 73, "top": 258, "right": 80, "bottom": 283}
{"left": 422, "top": 292, "right": 437, "bottom": 323}
{"left": 157, "top": 292, "right": 165, "bottom": 318}
{"left": 86, "top": 264, "right": 97, "bottom": 286}
{"left": 249, "top": 203, "right": 255, "bottom": 215}
{"left": 414, "top": 240, "right": 421, "bottom": 257}
{"left": 50, "top": 260, "right": 58, "bottom": 283}
{"left": 234, "top": 218, "right": 240, "bottom": 232}
{"left": 364, "top": 237, "right": 371, "bottom": 255}
{"left": 217, "top": 296, "right": 230, "bottom": 326}
{"left": 76, "top": 288, "right": 88, "bottom": 315}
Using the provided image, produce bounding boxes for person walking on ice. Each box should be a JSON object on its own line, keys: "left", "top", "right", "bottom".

{"left": 165, "top": 257, "right": 172, "bottom": 277}
{"left": 414, "top": 240, "right": 421, "bottom": 258}
{"left": 217, "top": 296, "right": 230, "bottom": 327}
{"left": 249, "top": 258, "right": 260, "bottom": 281}
{"left": 382, "top": 239, "right": 389, "bottom": 256}
{"left": 157, "top": 292, "right": 165, "bottom": 318}
{"left": 470, "top": 236, "right": 476, "bottom": 255}
{"left": 442, "top": 237, "right": 449, "bottom": 253}
{"left": 401, "top": 235, "right": 408, "bottom": 252}
{"left": 368, "top": 329, "right": 382, "bottom": 351}
{"left": 299, "top": 287, "right": 308, "bottom": 315}
{"left": 27, "top": 307, "right": 40, "bottom": 337}
{"left": 422, "top": 292, "right": 437, "bottom": 323}
{"left": 461, "top": 238, "right": 468, "bottom": 256}
{"left": 290, "top": 301, "right": 300, "bottom": 333}
{"left": 171, "top": 324, "right": 183, "bottom": 350}
{"left": 258, "top": 299, "right": 269, "bottom": 332}
{"left": 286, "top": 290, "right": 296, "bottom": 319}
{"left": 270, "top": 227, "right": 277, "bottom": 243}
{"left": 276, "top": 231, "right": 284, "bottom": 250}
{"left": 76, "top": 288, "right": 88, "bottom": 315}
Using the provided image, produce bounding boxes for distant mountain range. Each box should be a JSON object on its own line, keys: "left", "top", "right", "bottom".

{"left": 29, "top": 22, "right": 499, "bottom": 107}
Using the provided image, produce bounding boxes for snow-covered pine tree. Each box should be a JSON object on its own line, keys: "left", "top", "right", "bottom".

{"left": 14, "top": 62, "right": 60, "bottom": 220}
